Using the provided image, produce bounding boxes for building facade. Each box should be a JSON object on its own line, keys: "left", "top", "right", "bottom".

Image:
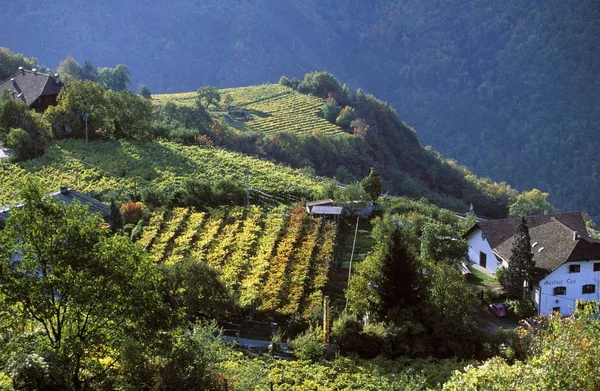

{"left": 465, "top": 212, "right": 600, "bottom": 316}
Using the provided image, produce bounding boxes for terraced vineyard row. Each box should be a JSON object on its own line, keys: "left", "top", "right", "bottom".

{"left": 0, "top": 140, "right": 324, "bottom": 207}
{"left": 137, "top": 204, "right": 337, "bottom": 317}
{"left": 154, "top": 84, "right": 347, "bottom": 136}
{"left": 247, "top": 93, "right": 344, "bottom": 135}
{"left": 153, "top": 84, "right": 292, "bottom": 108}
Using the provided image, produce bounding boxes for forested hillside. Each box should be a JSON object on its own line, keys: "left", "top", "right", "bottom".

{"left": 2, "top": 0, "right": 596, "bottom": 214}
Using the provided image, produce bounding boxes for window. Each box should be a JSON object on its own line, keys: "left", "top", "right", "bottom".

{"left": 594, "top": 263, "right": 600, "bottom": 272}
{"left": 583, "top": 284, "right": 596, "bottom": 294}
{"left": 569, "top": 264, "right": 580, "bottom": 273}
{"left": 552, "top": 307, "right": 561, "bottom": 314}
{"left": 554, "top": 286, "right": 566, "bottom": 295}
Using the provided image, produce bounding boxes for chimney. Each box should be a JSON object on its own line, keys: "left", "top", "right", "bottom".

{"left": 10, "top": 78, "right": 16, "bottom": 87}
{"left": 60, "top": 185, "right": 69, "bottom": 194}
{"left": 18, "top": 66, "right": 24, "bottom": 74}
{"left": 32, "top": 68, "right": 37, "bottom": 75}
{"left": 54, "top": 73, "right": 60, "bottom": 84}
{"left": 573, "top": 231, "right": 579, "bottom": 241}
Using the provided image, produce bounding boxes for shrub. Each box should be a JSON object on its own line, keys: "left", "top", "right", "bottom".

{"left": 494, "top": 265, "right": 506, "bottom": 282}
{"left": 169, "top": 127, "right": 199, "bottom": 145}
{"left": 0, "top": 101, "right": 53, "bottom": 161}
{"left": 183, "top": 179, "right": 213, "bottom": 207}
{"left": 279, "top": 76, "right": 299, "bottom": 89}
{"left": 142, "top": 186, "right": 170, "bottom": 208}
{"left": 0, "top": 373, "right": 13, "bottom": 391}
{"left": 130, "top": 219, "right": 144, "bottom": 242}
{"left": 505, "top": 299, "right": 536, "bottom": 320}
{"left": 290, "top": 325, "right": 326, "bottom": 361}
{"left": 148, "top": 121, "right": 171, "bottom": 139}
{"left": 297, "top": 71, "right": 342, "bottom": 99}
{"left": 321, "top": 99, "right": 342, "bottom": 123}
{"left": 120, "top": 202, "right": 146, "bottom": 224}
{"left": 213, "top": 179, "right": 245, "bottom": 205}
{"left": 361, "top": 322, "right": 390, "bottom": 359}
{"left": 6, "top": 353, "right": 49, "bottom": 390}
{"left": 336, "top": 106, "right": 356, "bottom": 128}
{"left": 332, "top": 314, "right": 363, "bottom": 355}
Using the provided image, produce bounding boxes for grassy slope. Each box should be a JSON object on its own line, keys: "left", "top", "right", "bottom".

{"left": 0, "top": 139, "right": 325, "bottom": 206}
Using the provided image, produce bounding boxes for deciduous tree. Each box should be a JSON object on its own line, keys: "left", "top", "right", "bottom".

{"left": 509, "top": 189, "right": 554, "bottom": 217}
{"left": 98, "top": 64, "right": 131, "bottom": 91}
{"left": 0, "top": 181, "right": 160, "bottom": 390}
{"left": 196, "top": 85, "right": 221, "bottom": 109}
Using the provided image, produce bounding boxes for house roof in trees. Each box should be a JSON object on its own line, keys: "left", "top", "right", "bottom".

{"left": 0, "top": 186, "right": 110, "bottom": 225}
{"left": 0, "top": 69, "right": 63, "bottom": 108}
{"left": 311, "top": 206, "right": 343, "bottom": 215}
{"left": 464, "top": 212, "right": 588, "bottom": 248}
{"left": 494, "top": 219, "right": 580, "bottom": 280}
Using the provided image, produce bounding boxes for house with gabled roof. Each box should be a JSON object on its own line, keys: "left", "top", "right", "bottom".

{"left": 0, "top": 67, "right": 63, "bottom": 112}
{"left": 465, "top": 212, "right": 600, "bottom": 316}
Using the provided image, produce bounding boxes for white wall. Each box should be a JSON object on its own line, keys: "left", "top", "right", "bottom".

{"left": 466, "top": 228, "right": 502, "bottom": 273}
{"left": 536, "top": 260, "right": 600, "bottom": 316}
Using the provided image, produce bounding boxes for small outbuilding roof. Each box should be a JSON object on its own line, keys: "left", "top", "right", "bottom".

{"left": 0, "top": 186, "right": 110, "bottom": 224}
{"left": 310, "top": 206, "right": 343, "bottom": 215}
{"left": 306, "top": 199, "right": 334, "bottom": 207}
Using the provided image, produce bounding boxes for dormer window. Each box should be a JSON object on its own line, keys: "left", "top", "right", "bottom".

{"left": 569, "top": 264, "right": 580, "bottom": 273}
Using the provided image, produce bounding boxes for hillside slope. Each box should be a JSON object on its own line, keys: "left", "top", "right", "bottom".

{"left": 2, "top": 0, "right": 597, "bottom": 213}
{"left": 156, "top": 82, "right": 516, "bottom": 217}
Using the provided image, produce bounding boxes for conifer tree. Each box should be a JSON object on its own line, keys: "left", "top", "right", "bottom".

{"left": 501, "top": 218, "right": 535, "bottom": 298}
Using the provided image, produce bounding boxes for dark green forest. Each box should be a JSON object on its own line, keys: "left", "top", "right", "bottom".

{"left": 1, "top": 0, "right": 598, "bottom": 213}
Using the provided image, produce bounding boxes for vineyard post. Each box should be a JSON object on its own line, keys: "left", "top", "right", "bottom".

{"left": 323, "top": 295, "right": 330, "bottom": 344}
{"left": 245, "top": 164, "right": 250, "bottom": 207}
{"left": 81, "top": 111, "right": 90, "bottom": 143}
{"left": 344, "top": 215, "right": 360, "bottom": 312}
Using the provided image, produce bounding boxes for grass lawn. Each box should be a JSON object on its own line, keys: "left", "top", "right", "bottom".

{"left": 468, "top": 265, "right": 501, "bottom": 291}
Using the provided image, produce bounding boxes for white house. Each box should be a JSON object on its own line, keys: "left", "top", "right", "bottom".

{"left": 465, "top": 212, "right": 600, "bottom": 316}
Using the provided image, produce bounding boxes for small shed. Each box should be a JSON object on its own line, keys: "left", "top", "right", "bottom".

{"left": 310, "top": 205, "right": 343, "bottom": 222}
{"left": 306, "top": 199, "right": 334, "bottom": 213}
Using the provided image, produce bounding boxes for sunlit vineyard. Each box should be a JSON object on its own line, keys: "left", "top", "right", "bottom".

{"left": 154, "top": 84, "right": 348, "bottom": 136}
{"left": 138, "top": 204, "right": 337, "bottom": 317}
{"left": 0, "top": 140, "right": 324, "bottom": 206}
{"left": 153, "top": 84, "right": 291, "bottom": 108}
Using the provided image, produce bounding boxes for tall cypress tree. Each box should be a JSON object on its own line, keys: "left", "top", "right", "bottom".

{"left": 109, "top": 198, "right": 124, "bottom": 232}
{"left": 501, "top": 218, "right": 535, "bottom": 298}
{"left": 378, "top": 221, "right": 423, "bottom": 315}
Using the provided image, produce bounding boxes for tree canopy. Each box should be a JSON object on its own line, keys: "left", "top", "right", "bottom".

{"left": 509, "top": 189, "right": 555, "bottom": 217}
{"left": 196, "top": 85, "right": 221, "bottom": 109}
